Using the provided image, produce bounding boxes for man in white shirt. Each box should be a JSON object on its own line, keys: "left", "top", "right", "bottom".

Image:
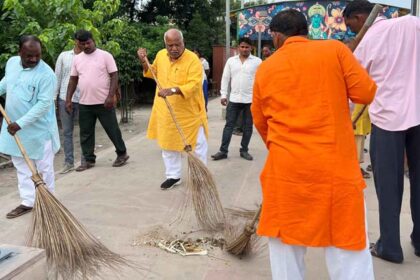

{"left": 212, "top": 37, "right": 261, "bottom": 161}
{"left": 55, "top": 34, "right": 85, "bottom": 174}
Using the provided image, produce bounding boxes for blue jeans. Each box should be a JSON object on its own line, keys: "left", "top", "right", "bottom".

{"left": 203, "top": 80, "right": 208, "bottom": 110}
{"left": 58, "top": 98, "right": 84, "bottom": 165}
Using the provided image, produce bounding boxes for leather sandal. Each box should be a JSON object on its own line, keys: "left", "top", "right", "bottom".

{"left": 6, "top": 205, "right": 33, "bottom": 219}
{"left": 75, "top": 161, "right": 95, "bottom": 172}
{"left": 112, "top": 153, "right": 129, "bottom": 167}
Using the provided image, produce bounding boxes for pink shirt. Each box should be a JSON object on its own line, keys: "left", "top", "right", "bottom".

{"left": 71, "top": 48, "right": 118, "bottom": 105}
{"left": 355, "top": 16, "right": 420, "bottom": 131}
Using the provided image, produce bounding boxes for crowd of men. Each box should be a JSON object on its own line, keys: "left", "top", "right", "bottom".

{"left": 0, "top": 0, "right": 419, "bottom": 278}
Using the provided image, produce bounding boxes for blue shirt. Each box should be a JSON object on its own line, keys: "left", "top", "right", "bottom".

{"left": 0, "top": 56, "right": 60, "bottom": 160}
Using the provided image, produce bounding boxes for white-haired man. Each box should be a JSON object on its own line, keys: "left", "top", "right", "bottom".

{"left": 137, "top": 29, "right": 208, "bottom": 190}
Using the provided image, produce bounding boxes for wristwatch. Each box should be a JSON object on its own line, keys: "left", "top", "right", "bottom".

{"left": 170, "top": 88, "right": 177, "bottom": 94}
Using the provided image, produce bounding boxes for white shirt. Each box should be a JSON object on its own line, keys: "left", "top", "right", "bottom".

{"left": 55, "top": 50, "right": 80, "bottom": 102}
{"left": 220, "top": 54, "right": 261, "bottom": 104}
{"left": 200, "top": 57, "right": 210, "bottom": 81}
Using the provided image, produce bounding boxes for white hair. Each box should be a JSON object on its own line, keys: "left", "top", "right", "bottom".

{"left": 164, "top": 29, "right": 184, "bottom": 44}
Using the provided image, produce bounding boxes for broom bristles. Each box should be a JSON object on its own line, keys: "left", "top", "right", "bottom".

{"left": 28, "top": 182, "right": 132, "bottom": 279}
{"left": 226, "top": 225, "right": 255, "bottom": 256}
{"left": 226, "top": 205, "right": 262, "bottom": 256}
{"left": 186, "top": 152, "right": 226, "bottom": 232}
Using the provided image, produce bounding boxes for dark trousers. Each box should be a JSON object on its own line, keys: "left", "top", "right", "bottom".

{"left": 79, "top": 104, "right": 127, "bottom": 163}
{"left": 220, "top": 102, "right": 253, "bottom": 154}
{"left": 370, "top": 124, "right": 420, "bottom": 261}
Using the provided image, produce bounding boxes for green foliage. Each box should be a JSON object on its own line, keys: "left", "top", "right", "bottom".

{"left": 184, "top": 13, "right": 213, "bottom": 59}
{"left": 0, "top": 0, "right": 121, "bottom": 74}
{"left": 0, "top": 0, "right": 224, "bottom": 86}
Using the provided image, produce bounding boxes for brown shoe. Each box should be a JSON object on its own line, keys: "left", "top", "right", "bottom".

{"left": 75, "top": 161, "right": 95, "bottom": 172}
{"left": 6, "top": 205, "right": 33, "bottom": 219}
{"left": 112, "top": 153, "right": 129, "bottom": 167}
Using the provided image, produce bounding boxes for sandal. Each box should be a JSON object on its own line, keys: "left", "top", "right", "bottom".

{"left": 361, "top": 168, "right": 371, "bottom": 179}
{"left": 112, "top": 154, "right": 129, "bottom": 167}
{"left": 370, "top": 242, "right": 404, "bottom": 263}
{"left": 75, "top": 161, "right": 95, "bottom": 172}
{"left": 6, "top": 205, "right": 33, "bottom": 219}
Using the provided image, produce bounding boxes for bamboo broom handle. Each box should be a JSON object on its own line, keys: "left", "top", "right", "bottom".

{"left": 348, "top": 4, "right": 382, "bottom": 125}
{"left": 0, "top": 104, "right": 38, "bottom": 176}
{"left": 250, "top": 205, "right": 262, "bottom": 227}
{"left": 144, "top": 57, "right": 191, "bottom": 151}
{"left": 348, "top": 4, "right": 383, "bottom": 52}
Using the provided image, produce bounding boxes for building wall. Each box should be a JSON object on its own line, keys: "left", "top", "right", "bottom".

{"left": 237, "top": 1, "right": 404, "bottom": 41}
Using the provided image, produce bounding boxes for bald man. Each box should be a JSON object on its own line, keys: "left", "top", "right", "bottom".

{"left": 137, "top": 29, "right": 208, "bottom": 190}
{"left": 0, "top": 35, "right": 60, "bottom": 218}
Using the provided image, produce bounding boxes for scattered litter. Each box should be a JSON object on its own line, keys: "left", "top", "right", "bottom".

{"left": 133, "top": 226, "right": 225, "bottom": 257}
{"left": 158, "top": 240, "right": 207, "bottom": 256}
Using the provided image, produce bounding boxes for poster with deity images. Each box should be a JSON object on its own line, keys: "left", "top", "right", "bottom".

{"left": 237, "top": 1, "right": 403, "bottom": 42}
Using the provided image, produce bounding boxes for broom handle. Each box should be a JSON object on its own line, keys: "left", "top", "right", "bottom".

{"left": 0, "top": 104, "right": 38, "bottom": 176}
{"left": 144, "top": 57, "right": 190, "bottom": 150}
{"left": 348, "top": 4, "right": 382, "bottom": 52}
{"left": 352, "top": 105, "right": 367, "bottom": 127}
{"left": 347, "top": 4, "right": 382, "bottom": 127}
{"left": 250, "top": 205, "right": 262, "bottom": 227}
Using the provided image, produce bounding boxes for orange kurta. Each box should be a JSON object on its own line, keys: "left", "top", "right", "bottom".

{"left": 252, "top": 37, "right": 377, "bottom": 250}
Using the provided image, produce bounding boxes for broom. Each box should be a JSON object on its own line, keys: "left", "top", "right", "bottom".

{"left": 225, "top": 205, "right": 261, "bottom": 256}
{"left": 226, "top": 4, "right": 383, "bottom": 256}
{"left": 0, "top": 104, "right": 130, "bottom": 279}
{"left": 144, "top": 57, "right": 225, "bottom": 232}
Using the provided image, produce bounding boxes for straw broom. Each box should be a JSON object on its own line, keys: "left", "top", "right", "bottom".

{"left": 144, "top": 57, "right": 225, "bottom": 232}
{"left": 225, "top": 205, "right": 261, "bottom": 256}
{"left": 226, "top": 4, "right": 383, "bottom": 256}
{"left": 0, "top": 104, "right": 130, "bottom": 279}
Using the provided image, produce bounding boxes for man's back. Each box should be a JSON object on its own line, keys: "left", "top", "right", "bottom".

{"left": 253, "top": 37, "right": 375, "bottom": 187}
{"left": 355, "top": 15, "right": 420, "bottom": 131}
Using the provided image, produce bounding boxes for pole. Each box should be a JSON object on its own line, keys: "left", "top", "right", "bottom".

{"left": 226, "top": 0, "right": 231, "bottom": 63}
{"left": 257, "top": 31, "right": 262, "bottom": 58}
{"left": 241, "top": 0, "right": 244, "bottom": 9}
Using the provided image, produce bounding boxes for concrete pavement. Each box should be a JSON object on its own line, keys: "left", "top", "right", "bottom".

{"left": 0, "top": 99, "right": 419, "bottom": 279}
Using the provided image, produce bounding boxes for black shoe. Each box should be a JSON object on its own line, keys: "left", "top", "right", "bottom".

{"left": 211, "top": 151, "right": 227, "bottom": 160}
{"left": 366, "top": 164, "right": 372, "bottom": 172}
{"left": 240, "top": 151, "right": 253, "bottom": 161}
{"left": 160, "top": 178, "right": 181, "bottom": 190}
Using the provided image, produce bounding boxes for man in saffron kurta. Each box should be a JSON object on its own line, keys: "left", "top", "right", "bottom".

{"left": 252, "top": 10, "right": 377, "bottom": 279}
{"left": 137, "top": 29, "right": 208, "bottom": 190}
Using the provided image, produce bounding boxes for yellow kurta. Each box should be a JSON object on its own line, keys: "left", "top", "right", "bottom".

{"left": 352, "top": 104, "right": 371, "bottom": 136}
{"left": 144, "top": 49, "right": 208, "bottom": 151}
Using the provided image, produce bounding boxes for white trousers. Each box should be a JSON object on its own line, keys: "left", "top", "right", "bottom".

{"left": 162, "top": 126, "right": 207, "bottom": 179}
{"left": 11, "top": 140, "right": 55, "bottom": 207}
{"left": 269, "top": 211, "right": 374, "bottom": 280}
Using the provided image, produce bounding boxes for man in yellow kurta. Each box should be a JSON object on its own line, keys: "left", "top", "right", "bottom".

{"left": 352, "top": 104, "right": 371, "bottom": 178}
{"left": 137, "top": 29, "right": 208, "bottom": 190}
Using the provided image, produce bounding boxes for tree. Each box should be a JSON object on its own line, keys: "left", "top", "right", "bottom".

{"left": 184, "top": 13, "right": 213, "bottom": 59}
{"left": 0, "top": 0, "right": 122, "bottom": 73}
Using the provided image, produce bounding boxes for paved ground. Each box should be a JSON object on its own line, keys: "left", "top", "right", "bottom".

{"left": 0, "top": 99, "right": 419, "bottom": 279}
